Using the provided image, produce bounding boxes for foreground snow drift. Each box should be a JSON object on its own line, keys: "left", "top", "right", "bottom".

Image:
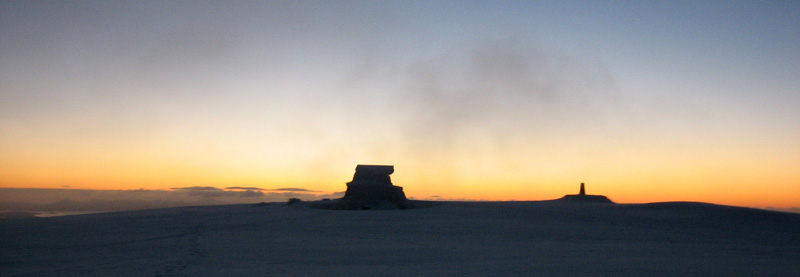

{"left": 2, "top": 201, "right": 799, "bottom": 276}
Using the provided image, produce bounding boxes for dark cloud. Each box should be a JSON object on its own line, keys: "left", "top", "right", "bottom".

{"left": 226, "top": 187, "right": 265, "bottom": 191}
{"left": 172, "top": 187, "right": 324, "bottom": 197}
{"left": 171, "top": 186, "right": 221, "bottom": 191}
{"left": 268, "top": 188, "right": 318, "bottom": 192}
{"left": 170, "top": 186, "right": 265, "bottom": 198}
{"left": 238, "top": 190, "right": 264, "bottom": 197}
{"left": 172, "top": 187, "right": 223, "bottom": 197}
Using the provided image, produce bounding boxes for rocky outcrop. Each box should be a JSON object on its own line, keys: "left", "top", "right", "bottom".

{"left": 341, "top": 165, "right": 407, "bottom": 209}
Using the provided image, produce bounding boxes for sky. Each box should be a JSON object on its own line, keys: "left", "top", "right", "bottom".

{"left": 1, "top": 0, "right": 798, "bottom": 208}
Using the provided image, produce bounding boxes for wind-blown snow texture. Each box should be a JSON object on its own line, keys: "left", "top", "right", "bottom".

{"left": 2, "top": 201, "right": 799, "bottom": 276}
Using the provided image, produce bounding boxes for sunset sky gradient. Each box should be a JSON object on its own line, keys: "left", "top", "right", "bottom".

{"left": 1, "top": 1, "right": 798, "bottom": 208}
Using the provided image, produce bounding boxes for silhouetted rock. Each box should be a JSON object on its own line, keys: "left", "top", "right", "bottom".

{"left": 350, "top": 165, "right": 394, "bottom": 185}
{"left": 286, "top": 198, "right": 302, "bottom": 205}
{"left": 341, "top": 165, "right": 407, "bottom": 209}
{"left": 559, "top": 182, "right": 613, "bottom": 203}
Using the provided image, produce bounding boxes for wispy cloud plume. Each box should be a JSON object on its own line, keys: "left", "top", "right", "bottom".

{"left": 331, "top": 38, "right": 623, "bottom": 182}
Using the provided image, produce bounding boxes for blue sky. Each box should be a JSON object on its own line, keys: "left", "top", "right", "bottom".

{"left": 1, "top": 1, "right": 798, "bottom": 206}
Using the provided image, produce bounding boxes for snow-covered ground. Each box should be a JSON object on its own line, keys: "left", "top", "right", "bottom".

{"left": 2, "top": 200, "right": 799, "bottom": 276}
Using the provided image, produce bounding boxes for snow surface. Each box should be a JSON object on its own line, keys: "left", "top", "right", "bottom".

{"left": 2, "top": 200, "right": 799, "bottom": 276}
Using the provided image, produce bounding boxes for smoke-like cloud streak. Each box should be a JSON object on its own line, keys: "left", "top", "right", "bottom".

{"left": 331, "top": 38, "right": 623, "bottom": 183}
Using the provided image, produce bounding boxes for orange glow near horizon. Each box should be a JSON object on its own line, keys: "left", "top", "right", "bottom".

{"left": 2, "top": 1, "right": 799, "bottom": 213}
{"left": 3, "top": 134, "right": 798, "bottom": 209}
{"left": 1, "top": 86, "right": 798, "bottom": 210}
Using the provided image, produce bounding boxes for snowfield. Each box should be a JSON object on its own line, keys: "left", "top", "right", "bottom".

{"left": 2, "top": 200, "right": 799, "bottom": 276}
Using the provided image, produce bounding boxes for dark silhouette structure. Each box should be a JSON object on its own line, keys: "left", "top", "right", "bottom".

{"left": 341, "top": 165, "right": 407, "bottom": 209}
{"left": 559, "top": 182, "right": 613, "bottom": 203}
